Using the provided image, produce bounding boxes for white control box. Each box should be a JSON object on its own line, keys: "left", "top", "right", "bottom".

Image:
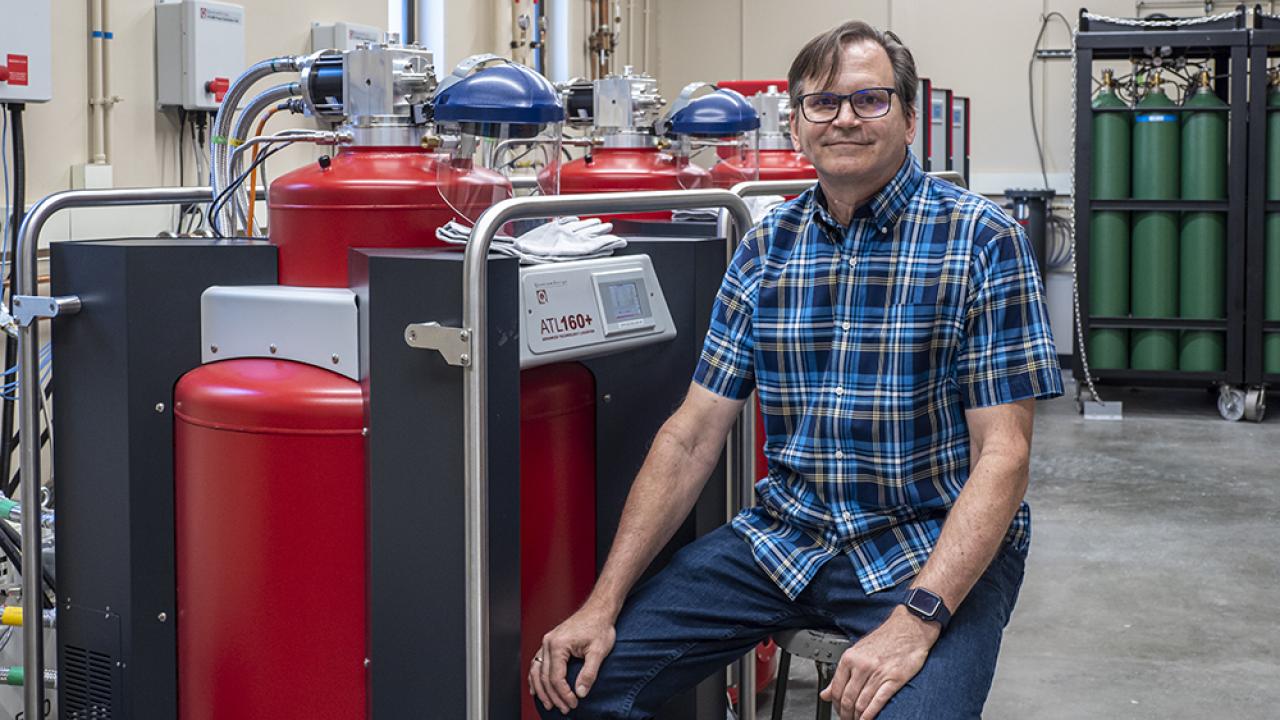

{"left": 156, "top": 0, "right": 245, "bottom": 111}
{"left": 311, "top": 21, "right": 383, "bottom": 52}
{"left": 520, "top": 255, "right": 676, "bottom": 369}
{"left": 0, "top": 0, "right": 52, "bottom": 103}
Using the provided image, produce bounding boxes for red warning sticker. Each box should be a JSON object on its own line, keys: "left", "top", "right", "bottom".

{"left": 6, "top": 55, "right": 28, "bottom": 86}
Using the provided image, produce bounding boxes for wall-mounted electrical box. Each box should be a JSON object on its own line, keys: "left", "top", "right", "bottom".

{"left": 311, "top": 21, "right": 383, "bottom": 52}
{"left": 156, "top": 0, "right": 245, "bottom": 111}
{"left": 0, "top": 0, "right": 53, "bottom": 103}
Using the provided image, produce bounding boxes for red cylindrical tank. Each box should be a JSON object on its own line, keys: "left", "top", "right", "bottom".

{"left": 712, "top": 149, "right": 815, "bottom": 189}
{"left": 519, "top": 362, "right": 597, "bottom": 720}
{"left": 269, "top": 146, "right": 511, "bottom": 287}
{"left": 548, "top": 147, "right": 712, "bottom": 221}
{"left": 174, "top": 359, "right": 367, "bottom": 720}
{"left": 716, "top": 79, "right": 788, "bottom": 97}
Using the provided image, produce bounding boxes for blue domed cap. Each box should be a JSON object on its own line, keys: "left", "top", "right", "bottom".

{"left": 668, "top": 89, "right": 760, "bottom": 136}
{"left": 434, "top": 62, "right": 565, "bottom": 126}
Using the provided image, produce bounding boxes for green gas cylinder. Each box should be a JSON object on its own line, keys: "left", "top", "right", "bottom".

{"left": 1089, "top": 74, "right": 1131, "bottom": 369}
{"left": 1266, "top": 79, "right": 1280, "bottom": 375}
{"left": 1178, "top": 77, "right": 1227, "bottom": 372}
{"left": 1131, "top": 82, "right": 1180, "bottom": 371}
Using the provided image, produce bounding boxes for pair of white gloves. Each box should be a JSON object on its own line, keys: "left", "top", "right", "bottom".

{"left": 436, "top": 217, "right": 628, "bottom": 265}
{"left": 670, "top": 195, "right": 787, "bottom": 225}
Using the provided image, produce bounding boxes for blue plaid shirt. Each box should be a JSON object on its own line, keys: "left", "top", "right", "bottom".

{"left": 693, "top": 154, "right": 1063, "bottom": 599}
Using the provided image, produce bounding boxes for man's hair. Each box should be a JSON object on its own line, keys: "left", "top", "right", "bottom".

{"left": 787, "top": 21, "right": 919, "bottom": 118}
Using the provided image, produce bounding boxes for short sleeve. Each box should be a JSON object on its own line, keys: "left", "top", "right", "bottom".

{"left": 955, "top": 224, "right": 1064, "bottom": 408}
{"left": 692, "top": 229, "right": 762, "bottom": 400}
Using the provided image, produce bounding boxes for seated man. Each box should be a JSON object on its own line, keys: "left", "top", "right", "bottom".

{"left": 530, "top": 19, "right": 1061, "bottom": 720}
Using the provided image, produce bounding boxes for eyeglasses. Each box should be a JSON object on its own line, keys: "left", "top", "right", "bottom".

{"left": 797, "top": 88, "right": 896, "bottom": 123}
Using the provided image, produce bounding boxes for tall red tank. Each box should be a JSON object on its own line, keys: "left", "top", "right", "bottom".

{"left": 519, "top": 363, "right": 597, "bottom": 720}
{"left": 174, "top": 359, "right": 367, "bottom": 720}
{"left": 550, "top": 147, "right": 712, "bottom": 221}
{"left": 712, "top": 80, "right": 815, "bottom": 190}
{"left": 181, "top": 55, "right": 592, "bottom": 720}
{"left": 269, "top": 146, "right": 511, "bottom": 287}
{"left": 711, "top": 148, "right": 814, "bottom": 188}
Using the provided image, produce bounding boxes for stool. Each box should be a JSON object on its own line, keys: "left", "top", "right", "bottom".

{"left": 769, "top": 628, "right": 852, "bottom": 720}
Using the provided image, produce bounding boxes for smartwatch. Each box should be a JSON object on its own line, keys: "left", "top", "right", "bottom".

{"left": 902, "top": 587, "right": 951, "bottom": 631}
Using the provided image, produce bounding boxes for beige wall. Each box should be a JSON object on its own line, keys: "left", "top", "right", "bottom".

{"left": 646, "top": 0, "right": 1150, "bottom": 194}
{"left": 14, "top": 0, "right": 386, "bottom": 241}
{"left": 15, "top": 0, "right": 1238, "bottom": 233}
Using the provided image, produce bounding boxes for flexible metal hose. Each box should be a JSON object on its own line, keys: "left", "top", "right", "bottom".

{"left": 225, "top": 83, "right": 301, "bottom": 234}
{"left": 209, "top": 56, "right": 303, "bottom": 230}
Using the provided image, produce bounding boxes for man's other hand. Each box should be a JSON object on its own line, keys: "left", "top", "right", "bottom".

{"left": 529, "top": 604, "right": 618, "bottom": 715}
{"left": 819, "top": 606, "right": 940, "bottom": 719}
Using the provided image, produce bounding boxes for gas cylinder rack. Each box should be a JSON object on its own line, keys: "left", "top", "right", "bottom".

{"left": 1246, "top": 7, "right": 1280, "bottom": 417}
{"left": 1072, "top": 9, "right": 1256, "bottom": 420}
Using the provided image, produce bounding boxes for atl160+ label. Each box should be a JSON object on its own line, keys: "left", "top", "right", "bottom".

{"left": 540, "top": 313, "right": 595, "bottom": 336}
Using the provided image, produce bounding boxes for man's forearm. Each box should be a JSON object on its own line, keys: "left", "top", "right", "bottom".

{"left": 910, "top": 447, "right": 1029, "bottom": 614}
{"left": 585, "top": 414, "right": 727, "bottom": 618}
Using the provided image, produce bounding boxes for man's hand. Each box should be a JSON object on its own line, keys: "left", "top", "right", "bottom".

{"left": 819, "top": 606, "right": 940, "bottom": 720}
{"left": 529, "top": 603, "right": 618, "bottom": 714}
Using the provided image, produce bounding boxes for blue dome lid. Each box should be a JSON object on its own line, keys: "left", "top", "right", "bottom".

{"left": 667, "top": 89, "right": 760, "bottom": 136}
{"left": 434, "top": 62, "right": 564, "bottom": 125}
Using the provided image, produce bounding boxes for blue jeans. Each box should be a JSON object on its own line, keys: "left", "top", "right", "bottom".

{"left": 537, "top": 524, "right": 1026, "bottom": 719}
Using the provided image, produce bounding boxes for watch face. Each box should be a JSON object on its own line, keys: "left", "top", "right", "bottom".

{"left": 909, "top": 590, "right": 941, "bottom": 616}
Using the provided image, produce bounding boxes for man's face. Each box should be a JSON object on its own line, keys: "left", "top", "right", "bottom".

{"left": 790, "top": 41, "right": 916, "bottom": 184}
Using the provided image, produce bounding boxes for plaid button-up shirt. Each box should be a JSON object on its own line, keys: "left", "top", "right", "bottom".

{"left": 692, "top": 154, "right": 1063, "bottom": 599}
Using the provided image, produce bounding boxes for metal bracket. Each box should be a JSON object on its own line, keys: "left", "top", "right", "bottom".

{"left": 404, "top": 322, "right": 472, "bottom": 366}
{"left": 12, "top": 295, "right": 82, "bottom": 327}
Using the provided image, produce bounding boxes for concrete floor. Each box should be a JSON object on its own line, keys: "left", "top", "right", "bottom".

{"left": 756, "top": 379, "right": 1280, "bottom": 719}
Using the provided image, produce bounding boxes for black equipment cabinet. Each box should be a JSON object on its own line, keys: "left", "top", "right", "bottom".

{"left": 50, "top": 238, "right": 278, "bottom": 720}
{"left": 353, "top": 235, "right": 730, "bottom": 719}
{"left": 51, "top": 232, "right": 730, "bottom": 719}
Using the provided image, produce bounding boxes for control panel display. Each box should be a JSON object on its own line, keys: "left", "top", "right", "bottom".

{"left": 605, "top": 281, "right": 643, "bottom": 321}
{"left": 520, "top": 255, "right": 674, "bottom": 368}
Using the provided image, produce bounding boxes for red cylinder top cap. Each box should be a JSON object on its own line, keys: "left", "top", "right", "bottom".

{"left": 716, "top": 80, "right": 788, "bottom": 96}
{"left": 174, "top": 359, "right": 364, "bottom": 433}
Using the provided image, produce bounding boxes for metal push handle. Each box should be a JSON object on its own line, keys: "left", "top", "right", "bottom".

{"left": 13, "top": 185, "right": 264, "bottom": 720}
{"left": 418, "top": 189, "right": 753, "bottom": 720}
{"left": 719, "top": 178, "right": 817, "bottom": 719}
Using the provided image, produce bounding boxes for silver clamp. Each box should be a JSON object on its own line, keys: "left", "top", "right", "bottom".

{"left": 404, "top": 322, "right": 472, "bottom": 366}
{"left": 12, "top": 295, "right": 82, "bottom": 327}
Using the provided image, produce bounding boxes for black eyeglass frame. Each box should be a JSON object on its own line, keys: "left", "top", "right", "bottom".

{"left": 796, "top": 87, "right": 897, "bottom": 123}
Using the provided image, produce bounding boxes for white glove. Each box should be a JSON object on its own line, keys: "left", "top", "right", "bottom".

{"left": 435, "top": 219, "right": 514, "bottom": 246}
{"left": 671, "top": 207, "right": 720, "bottom": 222}
{"left": 510, "top": 216, "right": 626, "bottom": 264}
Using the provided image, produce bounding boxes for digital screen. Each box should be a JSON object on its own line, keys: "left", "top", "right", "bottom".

{"left": 606, "top": 281, "right": 644, "bottom": 321}
{"left": 910, "top": 592, "right": 940, "bottom": 614}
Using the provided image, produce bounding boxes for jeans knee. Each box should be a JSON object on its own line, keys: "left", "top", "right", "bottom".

{"left": 532, "top": 659, "right": 635, "bottom": 720}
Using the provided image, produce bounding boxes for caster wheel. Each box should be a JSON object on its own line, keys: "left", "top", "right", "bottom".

{"left": 1243, "top": 388, "right": 1267, "bottom": 423}
{"left": 1218, "top": 386, "right": 1246, "bottom": 422}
